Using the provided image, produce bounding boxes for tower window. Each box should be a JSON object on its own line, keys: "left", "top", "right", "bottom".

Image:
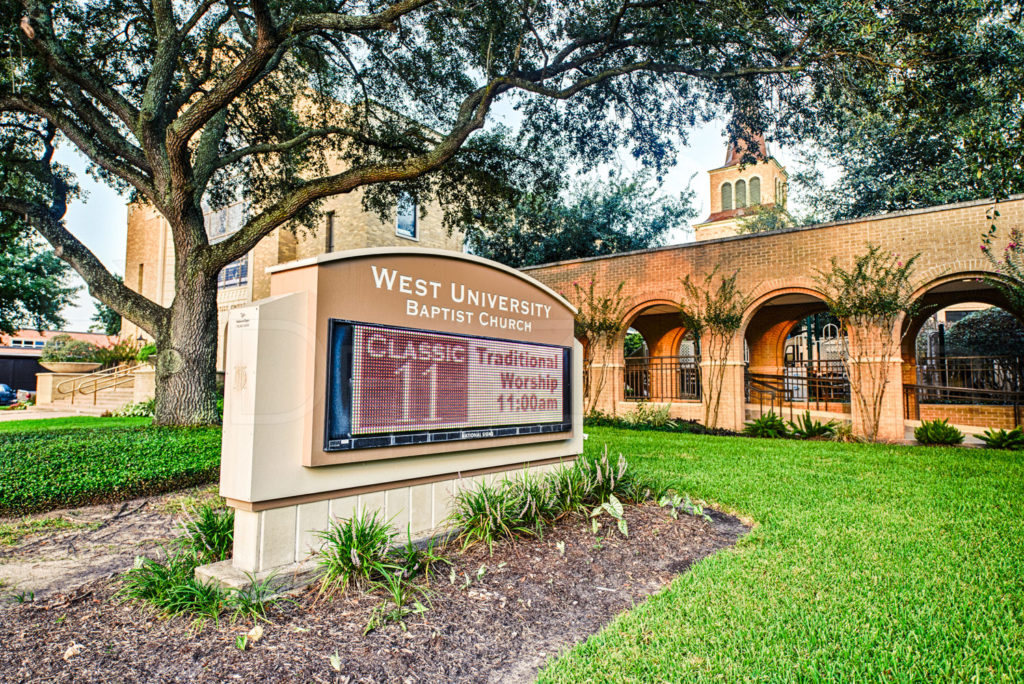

{"left": 721, "top": 183, "right": 733, "bottom": 211}
{"left": 396, "top": 193, "right": 417, "bottom": 240}
{"left": 749, "top": 177, "right": 761, "bottom": 205}
{"left": 735, "top": 179, "right": 747, "bottom": 208}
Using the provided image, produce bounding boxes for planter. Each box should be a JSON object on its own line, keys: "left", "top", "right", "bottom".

{"left": 40, "top": 361, "right": 102, "bottom": 373}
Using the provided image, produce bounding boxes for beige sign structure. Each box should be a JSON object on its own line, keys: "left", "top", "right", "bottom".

{"left": 200, "top": 248, "right": 582, "bottom": 588}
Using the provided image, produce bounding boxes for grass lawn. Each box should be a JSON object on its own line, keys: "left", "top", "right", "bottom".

{"left": 539, "top": 427, "right": 1024, "bottom": 682}
{"left": 0, "top": 422, "right": 221, "bottom": 515}
{"left": 0, "top": 415, "right": 152, "bottom": 433}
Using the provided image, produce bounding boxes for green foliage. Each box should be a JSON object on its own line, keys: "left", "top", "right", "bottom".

{"left": 176, "top": 504, "right": 234, "bottom": 564}
{"left": 465, "top": 172, "right": 696, "bottom": 268}
{"left": 678, "top": 268, "right": 751, "bottom": 340}
{"left": 39, "top": 334, "right": 101, "bottom": 363}
{"left": 0, "top": 232, "right": 77, "bottom": 336}
{"left": 787, "top": 411, "right": 838, "bottom": 439}
{"left": 735, "top": 205, "right": 797, "bottom": 235}
{"left": 120, "top": 503, "right": 283, "bottom": 624}
{"left": 623, "top": 331, "right": 646, "bottom": 357}
{"left": 112, "top": 399, "right": 156, "bottom": 418}
{"left": 93, "top": 337, "right": 142, "bottom": 367}
{"left": 137, "top": 344, "right": 158, "bottom": 363}
{"left": 622, "top": 401, "right": 675, "bottom": 428}
{"left": 0, "top": 416, "right": 151, "bottom": 433}
{"left": 0, "top": 426, "right": 221, "bottom": 514}
{"left": 944, "top": 308, "right": 1024, "bottom": 357}
{"left": 585, "top": 409, "right": 740, "bottom": 436}
{"left": 981, "top": 225, "right": 1024, "bottom": 314}
{"left": 315, "top": 510, "right": 397, "bottom": 596}
{"left": 567, "top": 280, "right": 629, "bottom": 343}
{"left": 590, "top": 493, "right": 628, "bottom": 537}
{"left": 978, "top": 426, "right": 1024, "bottom": 450}
{"left": 449, "top": 447, "right": 657, "bottom": 553}
{"left": 538, "top": 426, "right": 1024, "bottom": 681}
{"left": 743, "top": 412, "right": 790, "bottom": 439}
{"left": 914, "top": 419, "right": 965, "bottom": 446}
{"left": 817, "top": 245, "right": 919, "bottom": 326}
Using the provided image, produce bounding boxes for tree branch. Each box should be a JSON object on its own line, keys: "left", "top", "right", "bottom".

{"left": 291, "top": 0, "right": 434, "bottom": 34}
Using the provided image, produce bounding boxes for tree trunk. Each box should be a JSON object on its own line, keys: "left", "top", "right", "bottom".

{"left": 153, "top": 271, "right": 220, "bottom": 426}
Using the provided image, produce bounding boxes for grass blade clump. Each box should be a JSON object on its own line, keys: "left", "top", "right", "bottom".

{"left": 316, "top": 510, "right": 397, "bottom": 596}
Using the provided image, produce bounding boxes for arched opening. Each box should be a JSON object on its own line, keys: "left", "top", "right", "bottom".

{"left": 743, "top": 289, "right": 850, "bottom": 418}
{"left": 735, "top": 179, "right": 747, "bottom": 208}
{"left": 721, "top": 183, "right": 733, "bottom": 212}
{"left": 749, "top": 176, "right": 761, "bottom": 205}
{"left": 901, "top": 275, "right": 1024, "bottom": 428}
{"left": 621, "top": 303, "right": 699, "bottom": 402}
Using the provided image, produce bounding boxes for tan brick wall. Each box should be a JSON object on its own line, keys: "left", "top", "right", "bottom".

{"left": 918, "top": 404, "right": 1018, "bottom": 430}
{"left": 528, "top": 195, "right": 1024, "bottom": 439}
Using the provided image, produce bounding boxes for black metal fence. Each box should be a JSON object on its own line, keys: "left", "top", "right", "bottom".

{"left": 904, "top": 384, "right": 1023, "bottom": 424}
{"left": 623, "top": 355, "right": 701, "bottom": 401}
{"left": 915, "top": 355, "right": 1023, "bottom": 393}
{"left": 745, "top": 370, "right": 851, "bottom": 415}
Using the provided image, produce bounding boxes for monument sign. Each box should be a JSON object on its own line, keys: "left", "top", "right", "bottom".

{"left": 201, "top": 248, "right": 582, "bottom": 587}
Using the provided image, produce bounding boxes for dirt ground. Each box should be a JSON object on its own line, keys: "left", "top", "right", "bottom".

{"left": 0, "top": 487, "right": 218, "bottom": 599}
{"left": 0, "top": 501, "right": 747, "bottom": 683}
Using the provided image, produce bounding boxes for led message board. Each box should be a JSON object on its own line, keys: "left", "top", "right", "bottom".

{"left": 324, "top": 320, "right": 572, "bottom": 451}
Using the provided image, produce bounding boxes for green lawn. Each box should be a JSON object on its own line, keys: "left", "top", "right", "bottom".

{"left": 0, "top": 423, "right": 220, "bottom": 515}
{"left": 0, "top": 415, "right": 152, "bottom": 433}
{"left": 539, "top": 427, "right": 1024, "bottom": 682}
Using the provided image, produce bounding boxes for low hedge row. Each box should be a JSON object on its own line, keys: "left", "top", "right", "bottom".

{"left": 0, "top": 426, "right": 222, "bottom": 515}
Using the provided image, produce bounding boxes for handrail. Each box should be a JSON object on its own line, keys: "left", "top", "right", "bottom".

{"left": 55, "top": 363, "right": 140, "bottom": 405}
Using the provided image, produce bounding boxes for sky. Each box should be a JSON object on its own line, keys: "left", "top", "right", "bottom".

{"left": 53, "top": 116, "right": 808, "bottom": 331}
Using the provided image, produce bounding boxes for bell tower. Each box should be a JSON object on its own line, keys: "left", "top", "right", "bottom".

{"left": 693, "top": 132, "right": 788, "bottom": 242}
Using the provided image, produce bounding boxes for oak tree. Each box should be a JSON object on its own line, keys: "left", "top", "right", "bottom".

{"left": 1, "top": 0, "right": 1010, "bottom": 424}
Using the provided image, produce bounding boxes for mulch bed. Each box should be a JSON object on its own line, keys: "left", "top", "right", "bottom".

{"left": 0, "top": 504, "right": 747, "bottom": 683}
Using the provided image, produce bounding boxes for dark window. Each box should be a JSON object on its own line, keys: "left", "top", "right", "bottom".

{"left": 396, "top": 194, "right": 417, "bottom": 239}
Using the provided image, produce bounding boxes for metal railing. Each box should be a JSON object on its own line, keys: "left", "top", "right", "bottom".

{"left": 623, "top": 355, "right": 700, "bottom": 401}
{"left": 915, "top": 355, "right": 1023, "bottom": 393}
{"left": 746, "top": 370, "right": 851, "bottom": 415}
{"left": 904, "top": 383, "right": 1023, "bottom": 425}
{"left": 55, "top": 363, "right": 139, "bottom": 405}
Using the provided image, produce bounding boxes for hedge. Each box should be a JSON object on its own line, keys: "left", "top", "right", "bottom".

{"left": 0, "top": 426, "right": 222, "bottom": 515}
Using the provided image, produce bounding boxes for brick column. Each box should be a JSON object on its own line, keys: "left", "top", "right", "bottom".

{"left": 698, "top": 332, "right": 747, "bottom": 432}
{"left": 846, "top": 323, "right": 905, "bottom": 442}
{"left": 587, "top": 334, "right": 624, "bottom": 416}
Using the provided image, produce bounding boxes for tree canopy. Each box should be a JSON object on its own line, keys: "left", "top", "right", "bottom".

{"left": 465, "top": 173, "right": 695, "bottom": 268}
{"left": 0, "top": 230, "right": 77, "bottom": 335}
{"left": 945, "top": 308, "right": 1024, "bottom": 357}
{"left": 2, "top": 0, "right": 1019, "bottom": 423}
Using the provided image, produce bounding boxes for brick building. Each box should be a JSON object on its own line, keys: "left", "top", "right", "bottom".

{"left": 692, "top": 132, "right": 789, "bottom": 242}
{"left": 526, "top": 192, "right": 1024, "bottom": 441}
{"left": 122, "top": 189, "right": 462, "bottom": 371}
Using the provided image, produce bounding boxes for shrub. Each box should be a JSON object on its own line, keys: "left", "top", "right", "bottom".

{"left": 788, "top": 411, "right": 838, "bottom": 439}
{"left": 743, "top": 412, "right": 789, "bottom": 438}
{"left": 914, "top": 419, "right": 964, "bottom": 446}
{"left": 0, "top": 426, "right": 221, "bottom": 515}
{"left": 94, "top": 338, "right": 142, "bottom": 367}
{"left": 622, "top": 401, "right": 675, "bottom": 428}
{"left": 584, "top": 409, "right": 740, "bottom": 436}
{"left": 120, "top": 503, "right": 283, "bottom": 624}
{"left": 39, "top": 334, "right": 101, "bottom": 363}
{"left": 112, "top": 398, "right": 156, "bottom": 417}
{"left": 978, "top": 426, "right": 1024, "bottom": 450}
{"left": 448, "top": 479, "right": 539, "bottom": 552}
{"left": 137, "top": 343, "right": 158, "bottom": 363}
{"left": 315, "top": 510, "right": 398, "bottom": 595}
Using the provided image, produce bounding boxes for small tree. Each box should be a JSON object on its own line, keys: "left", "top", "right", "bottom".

{"left": 565, "top": 280, "right": 629, "bottom": 415}
{"left": 678, "top": 268, "right": 752, "bottom": 430}
{"left": 735, "top": 205, "right": 796, "bottom": 235}
{"left": 816, "top": 245, "right": 918, "bottom": 441}
{"left": 981, "top": 223, "right": 1024, "bottom": 315}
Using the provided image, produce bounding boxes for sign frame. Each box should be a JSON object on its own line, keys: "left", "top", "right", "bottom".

{"left": 323, "top": 318, "right": 573, "bottom": 453}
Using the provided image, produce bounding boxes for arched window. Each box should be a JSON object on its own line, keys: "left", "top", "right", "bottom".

{"left": 735, "top": 179, "right": 747, "bottom": 208}
{"left": 775, "top": 178, "right": 782, "bottom": 205}
{"left": 721, "top": 183, "right": 733, "bottom": 211}
{"left": 749, "top": 177, "right": 761, "bottom": 205}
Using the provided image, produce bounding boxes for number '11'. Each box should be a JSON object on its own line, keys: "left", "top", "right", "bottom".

{"left": 394, "top": 361, "right": 437, "bottom": 421}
